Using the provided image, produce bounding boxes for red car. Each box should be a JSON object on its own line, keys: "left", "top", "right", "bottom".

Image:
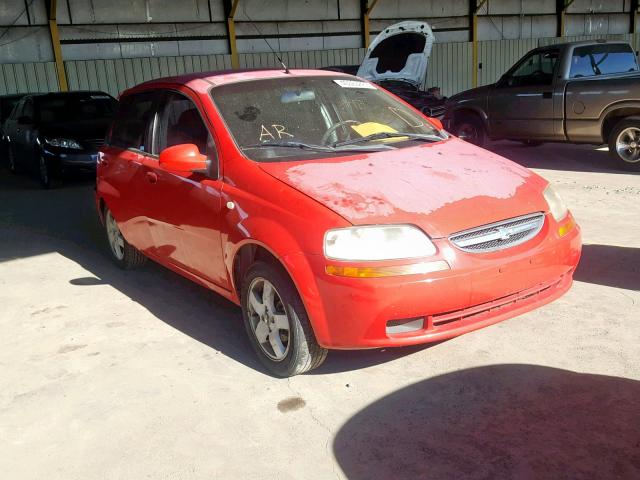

{"left": 96, "top": 69, "right": 581, "bottom": 377}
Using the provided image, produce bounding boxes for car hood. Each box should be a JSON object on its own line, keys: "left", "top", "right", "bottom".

{"left": 259, "top": 138, "right": 548, "bottom": 238}
{"left": 357, "top": 21, "right": 434, "bottom": 88}
{"left": 447, "top": 85, "right": 492, "bottom": 105}
{"left": 40, "top": 118, "right": 111, "bottom": 140}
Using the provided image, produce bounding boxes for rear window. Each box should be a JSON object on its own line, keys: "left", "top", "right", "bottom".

{"left": 570, "top": 44, "right": 638, "bottom": 78}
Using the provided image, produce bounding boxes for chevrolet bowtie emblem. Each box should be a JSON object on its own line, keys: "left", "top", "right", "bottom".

{"left": 497, "top": 226, "right": 512, "bottom": 240}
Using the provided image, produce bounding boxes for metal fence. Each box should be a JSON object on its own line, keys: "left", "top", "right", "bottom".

{"left": 0, "top": 35, "right": 636, "bottom": 98}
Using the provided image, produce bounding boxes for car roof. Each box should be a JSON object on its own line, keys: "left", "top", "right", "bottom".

{"left": 126, "top": 68, "right": 354, "bottom": 95}
{"left": 536, "top": 39, "right": 631, "bottom": 51}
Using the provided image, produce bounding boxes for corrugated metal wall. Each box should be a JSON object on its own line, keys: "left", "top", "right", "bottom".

{"left": 0, "top": 35, "right": 637, "bottom": 98}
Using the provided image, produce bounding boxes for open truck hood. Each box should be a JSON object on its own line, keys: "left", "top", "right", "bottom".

{"left": 259, "top": 138, "right": 549, "bottom": 238}
{"left": 357, "top": 21, "right": 434, "bottom": 88}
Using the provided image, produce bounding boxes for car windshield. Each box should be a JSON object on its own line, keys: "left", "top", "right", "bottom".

{"left": 210, "top": 76, "right": 445, "bottom": 161}
{"left": 1, "top": 96, "right": 23, "bottom": 123}
{"left": 36, "top": 94, "right": 116, "bottom": 124}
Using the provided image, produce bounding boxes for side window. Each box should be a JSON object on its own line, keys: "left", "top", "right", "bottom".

{"left": 570, "top": 44, "right": 639, "bottom": 78}
{"left": 108, "top": 92, "right": 156, "bottom": 151}
{"left": 155, "top": 91, "right": 218, "bottom": 177}
{"left": 509, "top": 51, "right": 558, "bottom": 87}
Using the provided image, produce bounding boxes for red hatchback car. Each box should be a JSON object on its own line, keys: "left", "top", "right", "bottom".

{"left": 96, "top": 69, "right": 581, "bottom": 377}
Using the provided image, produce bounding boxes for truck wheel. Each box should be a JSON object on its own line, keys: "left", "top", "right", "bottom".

{"left": 241, "top": 261, "right": 327, "bottom": 377}
{"left": 104, "top": 207, "right": 147, "bottom": 269}
{"left": 609, "top": 119, "right": 640, "bottom": 171}
{"left": 453, "top": 116, "right": 486, "bottom": 148}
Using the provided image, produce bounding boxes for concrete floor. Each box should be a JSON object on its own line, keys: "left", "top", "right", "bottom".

{"left": 0, "top": 142, "right": 638, "bottom": 479}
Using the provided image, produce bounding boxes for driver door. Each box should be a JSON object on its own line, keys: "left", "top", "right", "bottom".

{"left": 146, "top": 89, "right": 229, "bottom": 290}
{"left": 488, "top": 49, "right": 560, "bottom": 140}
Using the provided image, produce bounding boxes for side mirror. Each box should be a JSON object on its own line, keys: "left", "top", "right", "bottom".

{"left": 426, "top": 117, "right": 444, "bottom": 131}
{"left": 159, "top": 144, "right": 208, "bottom": 174}
{"left": 17, "top": 116, "right": 32, "bottom": 124}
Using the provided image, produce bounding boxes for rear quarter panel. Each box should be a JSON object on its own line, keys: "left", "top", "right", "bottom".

{"left": 564, "top": 74, "right": 640, "bottom": 143}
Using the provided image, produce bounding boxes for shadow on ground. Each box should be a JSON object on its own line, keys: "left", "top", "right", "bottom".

{"left": 486, "top": 141, "right": 639, "bottom": 175}
{"left": 334, "top": 364, "right": 640, "bottom": 480}
{"left": 575, "top": 244, "right": 639, "bottom": 291}
{"left": 0, "top": 168, "right": 426, "bottom": 375}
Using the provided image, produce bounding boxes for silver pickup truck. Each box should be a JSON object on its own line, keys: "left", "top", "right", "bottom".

{"left": 444, "top": 40, "right": 640, "bottom": 170}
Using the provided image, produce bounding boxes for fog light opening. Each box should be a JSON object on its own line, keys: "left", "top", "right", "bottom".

{"left": 386, "top": 317, "right": 425, "bottom": 335}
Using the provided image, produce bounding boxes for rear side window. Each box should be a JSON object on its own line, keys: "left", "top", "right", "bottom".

{"left": 108, "top": 92, "right": 156, "bottom": 151}
{"left": 570, "top": 44, "right": 639, "bottom": 78}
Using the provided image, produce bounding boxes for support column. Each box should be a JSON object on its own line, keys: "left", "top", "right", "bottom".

{"left": 361, "top": 0, "right": 380, "bottom": 48}
{"left": 471, "top": 0, "right": 487, "bottom": 88}
{"left": 557, "top": 0, "right": 576, "bottom": 38}
{"left": 47, "top": 0, "right": 68, "bottom": 91}
{"left": 224, "top": 0, "right": 241, "bottom": 69}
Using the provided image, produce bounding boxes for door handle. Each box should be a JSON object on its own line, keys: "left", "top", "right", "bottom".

{"left": 146, "top": 171, "right": 158, "bottom": 184}
{"left": 542, "top": 91, "right": 552, "bottom": 99}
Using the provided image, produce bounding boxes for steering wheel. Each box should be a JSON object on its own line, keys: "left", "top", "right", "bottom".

{"left": 320, "top": 120, "right": 360, "bottom": 146}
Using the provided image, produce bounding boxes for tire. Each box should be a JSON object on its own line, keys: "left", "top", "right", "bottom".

{"left": 608, "top": 118, "right": 640, "bottom": 171}
{"left": 104, "top": 207, "right": 147, "bottom": 270}
{"left": 241, "top": 261, "right": 327, "bottom": 377}
{"left": 38, "top": 155, "right": 62, "bottom": 189}
{"left": 453, "top": 115, "right": 486, "bottom": 148}
{"left": 8, "top": 144, "right": 18, "bottom": 174}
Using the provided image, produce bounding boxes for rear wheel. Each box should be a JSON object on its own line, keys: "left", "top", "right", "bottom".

{"left": 609, "top": 119, "right": 640, "bottom": 171}
{"left": 241, "top": 261, "right": 327, "bottom": 377}
{"left": 453, "top": 115, "right": 486, "bottom": 148}
{"left": 104, "top": 208, "right": 147, "bottom": 269}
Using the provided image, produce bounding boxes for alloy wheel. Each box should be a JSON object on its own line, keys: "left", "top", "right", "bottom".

{"left": 246, "top": 277, "right": 291, "bottom": 361}
{"left": 105, "top": 211, "right": 125, "bottom": 260}
{"left": 456, "top": 123, "right": 479, "bottom": 143}
{"left": 615, "top": 127, "right": 640, "bottom": 163}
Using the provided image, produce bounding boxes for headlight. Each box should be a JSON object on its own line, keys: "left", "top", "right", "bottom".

{"left": 45, "top": 138, "right": 83, "bottom": 150}
{"left": 543, "top": 184, "right": 568, "bottom": 221}
{"left": 324, "top": 225, "right": 436, "bottom": 261}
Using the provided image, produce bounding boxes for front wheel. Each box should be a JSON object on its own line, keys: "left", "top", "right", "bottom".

{"left": 104, "top": 207, "right": 147, "bottom": 269}
{"left": 453, "top": 115, "right": 486, "bottom": 148}
{"left": 8, "top": 145, "right": 18, "bottom": 174}
{"left": 241, "top": 261, "right": 327, "bottom": 377}
{"left": 609, "top": 119, "right": 640, "bottom": 171}
{"left": 39, "top": 155, "right": 61, "bottom": 189}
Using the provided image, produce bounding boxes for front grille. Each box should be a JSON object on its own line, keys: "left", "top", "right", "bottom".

{"left": 84, "top": 138, "right": 105, "bottom": 151}
{"left": 449, "top": 213, "right": 545, "bottom": 253}
{"left": 431, "top": 274, "right": 565, "bottom": 327}
{"left": 423, "top": 105, "right": 445, "bottom": 118}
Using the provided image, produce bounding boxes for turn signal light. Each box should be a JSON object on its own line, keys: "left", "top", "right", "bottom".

{"left": 325, "top": 260, "right": 450, "bottom": 278}
{"left": 558, "top": 217, "right": 576, "bottom": 237}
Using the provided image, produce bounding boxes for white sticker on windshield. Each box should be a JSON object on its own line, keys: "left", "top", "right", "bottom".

{"left": 333, "top": 79, "right": 375, "bottom": 89}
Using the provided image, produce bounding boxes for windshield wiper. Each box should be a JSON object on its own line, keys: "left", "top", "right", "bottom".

{"left": 331, "top": 131, "right": 444, "bottom": 148}
{"left": 242, "top": 141, "right": 392, "bottom": 152}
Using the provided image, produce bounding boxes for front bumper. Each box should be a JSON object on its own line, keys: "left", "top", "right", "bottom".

{"left": 287, "top": 213, "right": 581, "bottom": 349}
{"left": 43, "top": 149, "right": 98, "bottom": 172}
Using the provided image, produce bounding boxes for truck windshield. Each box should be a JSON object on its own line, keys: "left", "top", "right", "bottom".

{"left": 570, "top": 44, "right": 638, "bottom": 78}
{"left": 210, "top": 76, "right": 444, "bottom": 161}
